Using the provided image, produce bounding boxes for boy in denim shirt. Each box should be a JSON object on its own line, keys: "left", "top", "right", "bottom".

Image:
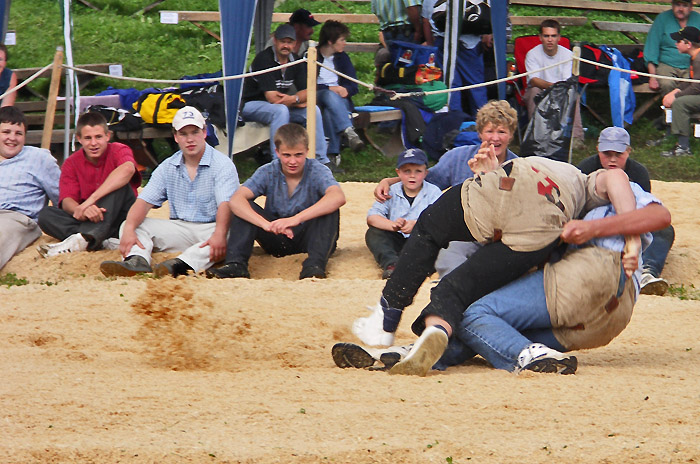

{"left": 366, "top": 148, "right": 442, "bottom": 279}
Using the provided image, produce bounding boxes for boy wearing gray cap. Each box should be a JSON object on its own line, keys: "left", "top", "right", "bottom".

{"left": 365, "top": 148, "right": 442, "bottom": 279}
{"left": 578, "top": 126, "right": 674, "bottom": 295}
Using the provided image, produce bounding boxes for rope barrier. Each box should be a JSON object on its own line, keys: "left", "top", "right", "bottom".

{"left": 0, "top": 63, "right": 54, "bottom": 101}
{"left": 61, "top": 58, "right": 307, "bottom": 85}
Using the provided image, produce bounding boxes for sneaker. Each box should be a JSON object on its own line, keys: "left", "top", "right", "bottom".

{"left": 205, "top": 262, "right": 250, "bottom": 279}
{"left": 516, "top": 343, "right": 577, "bottom": 375}
{"left": 381, "top": 264, "right": 396, "bottom": 280}
{"left": 323, "top": 161, "right": 345, "bottom": 174}
{"left": 343, "top": 126, "right": 365, "bottom": 151}
{"left": 660, "top": 144, "right": 693, "bottom": 157}
{"left": 100, "top": 255, "right": 152, "bottom": 277}
{"left": 101, "top": 238, "right": 120, "bottom": 250}
{"left": 388, "top": 326, "right": 448, "bottom": 377}
{"left": 331, "top": 342, "right": 410, "bottom": 370}
{"left": 153, "top": 258, "right": 194, "bottom": 278}
{"left": 640, "top": 271, "right": 669, "bottom": 296}
{"left": 37, "top": 233, "right": 89, "bottom": 258}
{"left": 299, "top": 264, "right": 326, "bottom": 280}
{"left": 352, "top": 303, "right": 395, "bottom": 346}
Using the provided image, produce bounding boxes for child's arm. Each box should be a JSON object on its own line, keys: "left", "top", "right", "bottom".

{"left": 374, "top": 177, "right": 401, "bottom": 202}
{"left": 368, "top": 214, "right": 402, "bottom": 232}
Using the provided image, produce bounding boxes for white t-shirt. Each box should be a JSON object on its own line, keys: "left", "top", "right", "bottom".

{"left": 525, "top": 44, "right": 573, "bottom": 85}
{"left": 318, "top": 54, "right": 339, "bottom": 86}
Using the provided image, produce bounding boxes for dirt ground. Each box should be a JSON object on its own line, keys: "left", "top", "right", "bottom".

{"left": 2, "top": 181, "right": 699, "bottom": 463}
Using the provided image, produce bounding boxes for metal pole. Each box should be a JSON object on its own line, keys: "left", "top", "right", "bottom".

{"left": 306, "top": 44, "right": 317, "bottom": 158}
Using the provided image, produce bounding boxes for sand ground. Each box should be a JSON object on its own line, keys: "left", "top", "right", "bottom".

{"left": 2, "top": 181, "right": 699, "bottom": 463}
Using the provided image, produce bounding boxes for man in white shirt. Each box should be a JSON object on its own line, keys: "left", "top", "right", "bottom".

{"left": 523, "top": 19, "right": 583, "bottom": 141}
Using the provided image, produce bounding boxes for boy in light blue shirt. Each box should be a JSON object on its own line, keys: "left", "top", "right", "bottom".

{"left": 366, "top": 148, "right": 442, "bottom": 279}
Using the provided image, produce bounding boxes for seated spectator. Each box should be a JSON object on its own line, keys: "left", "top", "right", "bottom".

{"left": 99, "top": 106, "right": 239, "bottom": 278}
{"left": 207, "top": 123, "right": 346, "bottom": 280}
{"left": 523, "top": 19, "right": 583, "bottom": 142}
{"left": 37, "top": 112, "right": 141, "bottom": 257}
{"left": 644, "top": 0, "right": 700, "bottom": 96}
{"left": 241, "top": 24, "right": 332, "bottom": 169}
{"left": 660, "top": 26, "right": 700, "bottom": 158}
{"left": 317, "top": 20, "right": 365, "bottom": 169}
{"left": 0, "top": 44, "right": 17, "bottom": 107}
{"left": 0, "top": 107, "right": 60, "bottom": 271}
{"left": 366, "top": 148, "right": 441, "bottom": 279}
{"left": 265, "top": 9, "right": 321, "bottom": 57}
{"left": 578, "top": 127, "right": 674, "bottom": 296}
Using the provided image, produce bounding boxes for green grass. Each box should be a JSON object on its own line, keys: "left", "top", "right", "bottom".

{"left": 0, "top": 273, "right": 29, "bottom": 288}
{"left": 7, "top": 0, "right": 700, "bottom": 182}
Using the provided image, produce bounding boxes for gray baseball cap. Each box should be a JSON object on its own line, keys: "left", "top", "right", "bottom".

{"left": 598, "top": 126, "right": 630, "bottom": 153}
{"left": 274, "top": 23, "right": 297, "bottom": 41}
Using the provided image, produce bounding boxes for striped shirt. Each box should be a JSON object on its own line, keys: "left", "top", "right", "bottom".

{"left": 0, "top": 145, "right": 60, "bottom": 221}
{"left": 371, "top": 0, "right": 422, "bottom": 30}
{"left": 139, "top": 144, "right": 239, "bottom": 223}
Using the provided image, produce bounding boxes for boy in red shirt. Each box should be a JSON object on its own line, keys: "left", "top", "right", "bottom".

{"left": 37, "top": 112, "right": 141, "bottom": 256}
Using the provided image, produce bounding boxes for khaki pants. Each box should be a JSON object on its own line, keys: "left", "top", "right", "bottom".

{"left": 0, "top": 210, "right": 42, "bottom": 271}
{"left": 656, "top": 62, "right": 688, "bottom": 97}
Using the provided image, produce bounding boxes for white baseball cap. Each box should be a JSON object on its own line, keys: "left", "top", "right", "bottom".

{"left": 172, "top": 106, "right": 206, "bottom": 130}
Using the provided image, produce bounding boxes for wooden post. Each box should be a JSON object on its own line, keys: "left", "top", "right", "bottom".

{"left": 42, "top": 47, "right": 64, "bottom": 150}
{"left": 306, "top": 45, "right": 317, "bottom": 158}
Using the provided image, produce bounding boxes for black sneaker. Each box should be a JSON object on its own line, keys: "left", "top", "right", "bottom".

{"left": 332, "top": 343, "right": 376, "bottom": 369}
{"left": 299, "top": 264, "right": 326, "bottom": 280}
{"left": 323, "top": 161, "right": 345, "bottom": 174}
{"left": 100, "top": 255, "right": 152, "bottom": 277}
{"left": 205, "top": 262, "right": 250, "bottom": 279}
{"left": 381, "top": 264, "right": 396, "bottom": 280}
{"left": 153, "top": 258, "right": 193, "bottom": 278}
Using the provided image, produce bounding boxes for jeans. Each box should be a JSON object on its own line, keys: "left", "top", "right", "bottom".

{"left": 435, "top": 37, "right": 487, "bottom": 116}
{"left": 642, "top": 225, "right": 675, "bottom": 277}
{"left": 365, "top": 226, "right": 407, "bottom": 270}
{"left": 317, "top": 89, "right": 352, "bottom": 154}
{"left": 225, "top": 201, "right": 339, "bottom": 270}
{"left": 436, "top": 270, "right": 567, "bottom": 372}
{"left": 241, "top": 100, "right": 329, "bottom": 164}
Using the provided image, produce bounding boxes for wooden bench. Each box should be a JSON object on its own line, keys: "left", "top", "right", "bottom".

{"left": 592, "top": 21, "right": 651, "bottom": 44}
{"left": 510, "top": 0, "right": 668, "bottom": 15}
{"left": 353, "top": 107, "right": 405, "bottom": 157}
{"left": 14, "top": 63, "right": 122, "bottom": 100}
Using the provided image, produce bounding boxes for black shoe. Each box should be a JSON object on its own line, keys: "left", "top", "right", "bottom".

{"left": 323, "top": 161, "right": 345, "bottom": 174}
{"left": 153, "top": 258, "right": 193, "bottom": 278}
{"left": 332, "top": 343, "right": 376, "bottom": 369}
{"left": 205, "top": 262, "right": 250, "bottom": 279}
{"left": 381, "top": 264, "right": 396, "bottom": 280}
{"left": 660, "top": 144, "right": 692, "bottom": 157}
{"left": 100, "top": 255, "right": 152, "bottom": 277}
{"left": 299, "top": 264, "right": 326, "bottom": 279}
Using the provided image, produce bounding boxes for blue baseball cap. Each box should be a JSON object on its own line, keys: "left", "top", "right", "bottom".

{"left": 396, "top": 148, "right": 428, "bottom": 168}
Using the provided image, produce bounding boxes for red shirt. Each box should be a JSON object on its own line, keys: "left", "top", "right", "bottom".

{"left": 58, "top": 142, "right": 141, "bottom": 206}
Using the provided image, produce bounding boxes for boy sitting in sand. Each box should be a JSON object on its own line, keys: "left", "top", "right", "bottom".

{"left": 365, "top": 148, "right": 441, "bottom": 279}
{"left": 207, "top": 123, "right": 346, "bottom": 280}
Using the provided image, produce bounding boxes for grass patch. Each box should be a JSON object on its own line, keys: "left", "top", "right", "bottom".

{"left": 0, "top": 273, "right": 29, "bottom": 288}
{"left": 667, "top": 284, "right": 700, "bottom": 301}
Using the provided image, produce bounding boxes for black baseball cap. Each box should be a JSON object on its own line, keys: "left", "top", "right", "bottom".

{"left": 289, "top": 9, "right": 321, "bottom": 27}
{"left": 671, "top": 26, "right": 700, "bottom": 43}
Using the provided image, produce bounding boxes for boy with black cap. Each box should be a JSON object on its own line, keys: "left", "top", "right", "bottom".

{"left": 660, "top": 25, "right": 700, "bottom": 157}
{"left": 365, "top": 148, "right": 441, "bottom": 279}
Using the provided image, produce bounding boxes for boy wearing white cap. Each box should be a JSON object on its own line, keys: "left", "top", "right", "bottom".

{"left": 100, "top": 106, "right": 240, "bottom": 277}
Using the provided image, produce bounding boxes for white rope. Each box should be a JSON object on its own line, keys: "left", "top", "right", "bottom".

{"left": 0, "top": 63, "right": 54, "bottom": 101}
{"left": 61, "top": 58, "right": 307, "bottom": 85}
{"left": 317, "top": 61, "right": 376, "bottom": 91}
{"left": 576, "top": 55, "right": 700, "bottom": 84}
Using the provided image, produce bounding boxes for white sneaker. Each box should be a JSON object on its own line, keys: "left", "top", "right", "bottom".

{"left": 639, "top": 271, "right": 669, "bottom": 296}
{"left": 388, "top": 326, "right": 448, "bottom": 377}
{"left": 101, "top": 238, "right": 121, "bottom": 250}
{"left": 352, "top": 303, "right": 395, "bottom": 346}
{"left": 37, "top": 233, "right": 89, "bottom": 258}
{"left": 516, "top": 343, "right": 577, "bottom": 375}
